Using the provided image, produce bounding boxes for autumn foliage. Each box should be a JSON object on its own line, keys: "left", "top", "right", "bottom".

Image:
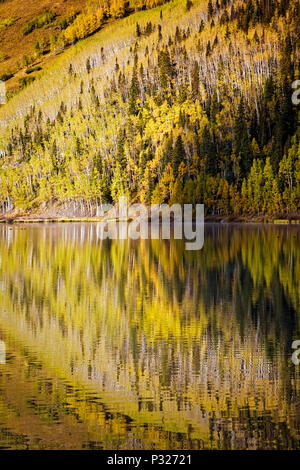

{"left": 0, "top": 0, "right": 299, "bottom": 217}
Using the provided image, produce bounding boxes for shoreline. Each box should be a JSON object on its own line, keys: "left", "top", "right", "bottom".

{"left": 0, "top": 214, "right": 299, "bottom": 225}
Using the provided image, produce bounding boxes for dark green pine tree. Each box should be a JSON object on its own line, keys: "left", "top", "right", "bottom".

{"left": 206, "top": 41, "right": 211, "bottom": 57}
{"left": 139, "top": 141, "right": 153, "bottom": 182}
{"left": 201, "top": 125, "right": 217, "bottom": 176}
{"left": 210, "top": 89, "right": 220, "bottom": 125}
{"left": 158, "top": 49, "right": 173, "bottom": 90}
{"left": 186, "top": 0, "right": 193, "bottom": 11}
{"left": 136, "top": 22, "right": 141, "bottom": 38}
{"left": 95, "top": 157, "right": 110, "bottom": 202}
{"left": 191, "top": 60, "right": 200, "bottom": 99}
{"left": 128, "top": 55, "right": 140, "bottom": 115}
{"left": 173, "top": 135, "right": 185, "bottom": 177}
{"left": 86, "top": 58, "right": 91, "bottom": 74}
{"left": 116, "top": 130, "right": 127, "bottom": 170}
{"left": 158, "top": 24, "right": 162, "bottom": 42}
{"left": 279, "top": 34, "right": 295, "bottom": 142}
{"left": 51, "top": 139, "right": 61, "bottom": 174}
{"left": 269, "top": 33, "right": 296, "bottom": 170}
{"left": 259, "top": 76, "right": 275, "bottom": 146}
{"left": 233, "top": 98, "right": 252, "bottom": 177}
{"left": 175, "top": 26, "right": 182, "bottom": 43}
{"left": 161, "top": 134, "right": 173, "bottom": 174}
{"left": 90, "top": 84, "right": 99, "bottom": 108}
{"left": 264, "top": 75, "right": 275, "bottom": 103}
{"left": 208, "top": 0, "right": 214, "bottom": 19}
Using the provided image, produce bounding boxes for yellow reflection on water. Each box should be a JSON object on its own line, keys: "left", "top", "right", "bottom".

{"left": 0, "top": 223, "right": 299, "bottom": 449}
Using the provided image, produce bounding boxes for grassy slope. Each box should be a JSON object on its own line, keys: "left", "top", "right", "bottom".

{"left": 0, "top": 0, "right": 170, "bottom": 94}
{"left": 0, "top": 0, "right": 191, "bottom": 125}
{"left": 0, "top": 0, "right": 87, "bottom": 86}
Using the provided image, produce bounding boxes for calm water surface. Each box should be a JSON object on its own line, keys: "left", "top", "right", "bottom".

{"left": 0, "top": 223, "right": 299, "bottom": 450}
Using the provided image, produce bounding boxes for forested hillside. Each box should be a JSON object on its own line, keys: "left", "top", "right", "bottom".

{"left": 0, "top": 0, "right": 300, "bottom": 217}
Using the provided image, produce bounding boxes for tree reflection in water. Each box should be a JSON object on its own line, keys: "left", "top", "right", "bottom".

{"left": 0, "top": 223, "right": 299, "bottom": 449}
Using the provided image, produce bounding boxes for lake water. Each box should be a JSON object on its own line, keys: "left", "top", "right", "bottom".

{"left": 0, "top": 223, "right": 299, "bottom": 450}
